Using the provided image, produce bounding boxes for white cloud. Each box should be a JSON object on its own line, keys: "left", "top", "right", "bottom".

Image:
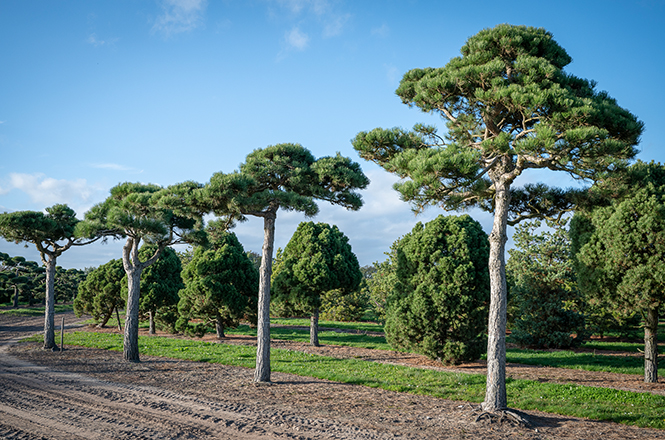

{"left": 90, "top": 163, "right": 143, "bottom": 173}
{"left": 87, "top": 33, "right": 118, "bottom": 47}
{"left": 285, "top": 27, "right": 309, "bottom": 50}
{"left": 5, "top": 173, "right": 104, "bottom": 217}
{"left": 152, "top": 0, "right": 207, "bottom": 36}
{"left": 371, "top": 24, "right": 389, "bottom": 38}
{"left": 322, "top": 13, "right": 350, "bottom": 38}
{"left": 0, "top": 120, "right": 6, "bottom": 124}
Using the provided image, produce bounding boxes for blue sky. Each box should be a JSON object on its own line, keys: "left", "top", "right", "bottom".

{"left": 1, "top": 0, "right": 664, "bottom": 269}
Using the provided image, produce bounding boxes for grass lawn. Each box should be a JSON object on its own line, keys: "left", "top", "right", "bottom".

{"left": 0, "top": 304, "right": 73, "bottom": 316}
{"left": 30, "top": 331, "right": 665, "bottom": 430}
{"left": 81, "top": 315, "right": 659, "bottom": 378}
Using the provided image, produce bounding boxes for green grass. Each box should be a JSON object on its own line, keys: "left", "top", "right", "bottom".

{"left": 501, "top": 348, "right": 650, "bottom": 376}
{"left": 581, "top": 340, "right": 664, "bottom": 353}
{"left": 0, "top": 304, "right": 73, "bottom": 316}
{"left": 24, "top": 331, "right": 665, "bottom": 430}
{"left": 226, "top": 324, "right": 391, "bottom": 350}
{"left": 270, "top": 318, "right": 384, "bottom": 333}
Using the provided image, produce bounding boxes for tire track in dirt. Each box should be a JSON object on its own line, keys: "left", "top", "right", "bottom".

{"left": 0, "top": 314, "right": 415, "bottom": 439}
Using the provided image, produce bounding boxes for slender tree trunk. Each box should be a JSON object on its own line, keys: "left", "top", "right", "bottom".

{"left": 644, "top": 307, "right": 659, "bottom": 383}
{"left": 123, "top": 267, "right": 142, "bottom": 362}
{"left": 12, "top": 286, "right": 18, "bottom": 308}
{"left": 148, "top": 310, "right": 156, "bottom": 335}
{"left": 43, "top": 258, "right": 57, "bottom": 350}
{"left": 483, "top": 179, "right": 511, "bottom": 412}
{"left": 310, "top": 308, "right": 320, "bottom": 347}
{"left": 254, "top": 213, "right": 276, "bottom": 383}
{"left": 215, "top": 311, "right": 225, "bottom": 338}
{"left": 116, "top": 307, "right": 122, "bottom": 331}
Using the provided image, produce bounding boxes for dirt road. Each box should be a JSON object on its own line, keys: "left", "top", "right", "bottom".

{"left": 0, "top": 312, "right": 663, "bottom": 439}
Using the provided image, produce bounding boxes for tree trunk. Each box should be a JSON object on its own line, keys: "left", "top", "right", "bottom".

{"left": 43, "top": 258, "right": 57, "bottom": 350}
{"left": 96, "top": 308, "right": 114, "bottom": 328}
{"left": 644, "top": 307, "right": 659, "bottom": 383}
{"left": 310, "top": 308, "right": 320, "bottom": 347}
{"left": 215, "top": 311, "right": 225, "bottom": 338}
{"left": 148, "top": 310, "right": 156, "bottom": 335}
{"left": 12, "top": 285, "right": 18, "bottom": 308}
{"left": 123, "top": 267, "right": 142, "bottom": 362}
{"left": 254, "top": 213, "right": 276, "bottom": 383}
{"left": 483, "top": 179, "right": 510, "bottom": 412}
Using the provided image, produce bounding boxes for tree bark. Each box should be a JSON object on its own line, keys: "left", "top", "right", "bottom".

{"left": 310, "top": 308, "right": 320, "bottom": 347}
{"left": 644, "top": 307, "right": 659, "bottom": 383}
{"left": 148, "top": 310, "right": 156, "bottom": 335}
{"left": 12, "top": 285, "right": 18, "bottom": 308}
{"left": 43, "top": 257, "right": 57, "bottom": 350}
{"left": 254, "top": 213, "right": 276, "bottom": 383}
{"left": 482, "top": 178, "right": 511, "bottom": 412}
{"left": 215, "top": 311, "right": 225, "bottom": 339}
{"left": 123, "top": 267, "right": 142, "bottom": 362}
{"left": 123, "top": 238, "right": 142, "bottom": 362}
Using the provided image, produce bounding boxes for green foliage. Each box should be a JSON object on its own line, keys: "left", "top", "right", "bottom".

{"left": 574, "top": 175, "right": 665, "bottom": 314}
{"left": 177, "top": 229, "right": 258, "bottom": 337}
{"left": 0, "top": 204, "right": 79, "bottom": 248}
{"left": 203, "top": 144, "right": 370, "bottom": 221}
{"left": 507, "top": 220, "right": 587, "bottom": 348}
{"left": 0, "top": 254, "right": 44, "bottom": 306}
{"left": 53, "top": 267, "right": 86, "bottom": 303}
{"left": 385, "top": 215, "right": 490, "bottom": 364}
{"left": 74, "top": 258, "right": 124, "bottom": 327}
{"left": 320, "top": 288, "right": 369, "bottom": 322}
{"left": 272, "top": 222, "right": 362, "bottom": 317}
{"left": 363, "top": 249, "right": 399, "bottom": 324}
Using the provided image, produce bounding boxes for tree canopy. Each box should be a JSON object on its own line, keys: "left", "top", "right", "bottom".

{"left": 352, "top": 24, "right": 643, "bottom": 411}
{"left": 272, "top": 221, "right": 362, "bottom": 346}
{"left": 203, "top": 143, "right": 369, "bottom": 382}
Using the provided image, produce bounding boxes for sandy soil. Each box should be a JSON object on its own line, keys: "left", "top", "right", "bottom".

{"left": 1, "top": 311, "right": 663, "bottom": 440}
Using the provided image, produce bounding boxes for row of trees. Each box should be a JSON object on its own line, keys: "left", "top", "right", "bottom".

{"left": 0, "top": 143, "right": 369, "bottom": 387}
{"left": 1, "top": 252, "right": 87, "bottom": 307}
{"left": 1, "top": 23, "right": 655, "bottom": 416}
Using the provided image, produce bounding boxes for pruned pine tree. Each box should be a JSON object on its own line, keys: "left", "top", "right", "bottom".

{"left": 74, "top": 258, "right": 124, "bottom": 328}
{"left": 572, "top": 161, "right": 665, "bottom": 383}
{"left": 272, "top": 222, "right": 362, "bottom": 346}
{"left": 352, "top": 24, "right": 643, "bottom": 411}
{"left": 76, "top": 181, "right": 205, "bottom": 362}
{"left": 177, "top": 228, "right": 258, "bottom": 338}
{"left": 203, "top": 143, "right": 369, "bottom": 382}
{"left": 0, "top": 204, "right": 100, "bottom": 349}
